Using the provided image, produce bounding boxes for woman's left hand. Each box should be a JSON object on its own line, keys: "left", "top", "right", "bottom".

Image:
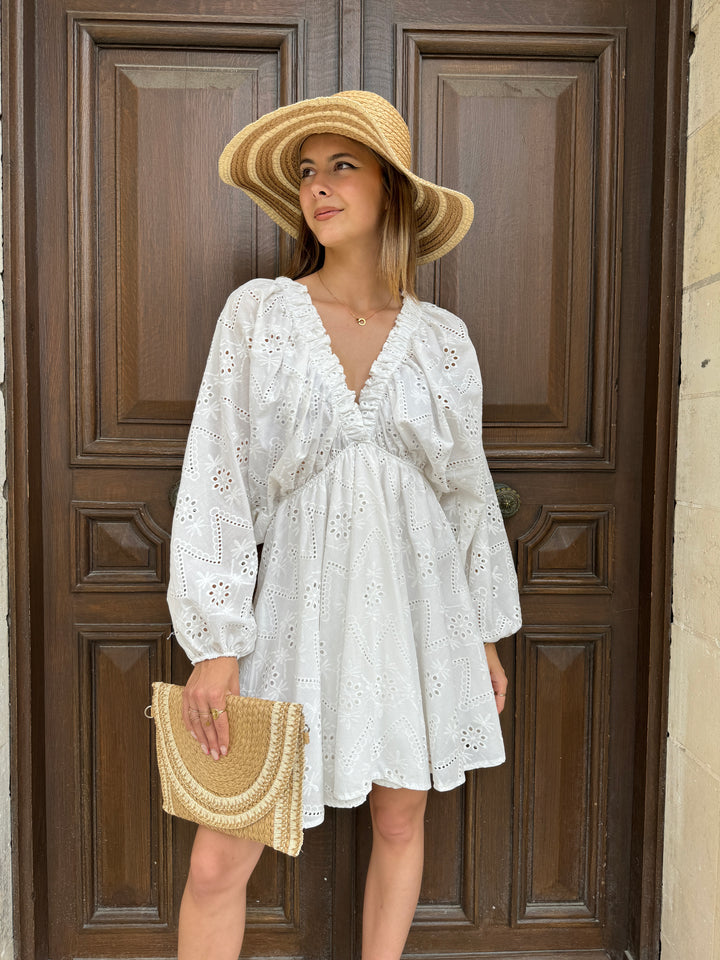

{"left": 484, "top": 643, "right": 509, "bottom": 715}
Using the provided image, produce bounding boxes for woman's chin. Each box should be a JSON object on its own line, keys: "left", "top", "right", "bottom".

{"left": 309, "top": 228, "right": 380, "bottom": 255}
{"left": 308, "top": 223, "right": 343, "bottom": 246}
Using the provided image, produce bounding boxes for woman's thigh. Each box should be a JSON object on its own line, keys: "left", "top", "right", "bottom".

{"left": 187, "top": 826, "right": 265, "bottom": 893}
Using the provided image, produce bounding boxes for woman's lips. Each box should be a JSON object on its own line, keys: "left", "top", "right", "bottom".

{"left": 314, "top": 208, "right": 341, "bottom": 220}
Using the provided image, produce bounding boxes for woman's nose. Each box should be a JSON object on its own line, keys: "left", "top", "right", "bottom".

{"left": 311, "top": 177, "right": 331, "bottom": 197}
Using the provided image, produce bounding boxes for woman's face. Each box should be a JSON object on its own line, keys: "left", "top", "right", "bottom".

{"left": 298, "top": 134, "right": 387, "bottom": 251}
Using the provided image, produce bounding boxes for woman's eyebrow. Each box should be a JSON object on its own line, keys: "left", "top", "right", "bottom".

{"left": 298, "top": 152, "right": 362, "bottom": 165}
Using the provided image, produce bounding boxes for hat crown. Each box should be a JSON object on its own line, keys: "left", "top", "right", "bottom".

{"left": 332, "top": 90, "right": 412, "bottom": 168}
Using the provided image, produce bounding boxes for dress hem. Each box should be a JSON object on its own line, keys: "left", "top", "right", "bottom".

{"left": 302, "top": 753, "right": 506, "bottom": 830}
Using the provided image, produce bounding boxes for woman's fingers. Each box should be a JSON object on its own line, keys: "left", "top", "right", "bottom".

{"left": 187, "top": 708, "right": 212, "bottom": 753}
{"left": 493, "top": 678, "right": 508, "bottom": 714}
{"left": 193, "top": 703, "right": 229, "bottom": 760}
{"left": 182, "top": 656, "right": 240, "bottom": 759}
{"left": 184, "top": 699, "right": 229, "bottom": 759}
{"left": 484, "top": 642, "right": 509, "bottom": 715}
{"left": 209, "top": 708, "right": 230, "bottom": 758}
{"left": 181, "top": 688, "right": 194, "bottom": 734}
{"left": 491, "top": 668, "right": 509, "bottom": 714}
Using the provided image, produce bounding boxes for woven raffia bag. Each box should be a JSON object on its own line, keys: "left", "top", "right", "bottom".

{"left": 148, "top": 682, "right": 307, "bottom": 856}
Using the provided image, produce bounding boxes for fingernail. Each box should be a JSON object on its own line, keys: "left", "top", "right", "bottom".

{"left": 211, "top": 749, "right": 219, "bottom": 761}
{"left": 190, "top": 731, "right": 197, "bottom": 740}
{"left": 220, "top": 745, "right": 227, "bottom": 757}
{"left": 201, "top": 743, "right": 209, "bottom": 755}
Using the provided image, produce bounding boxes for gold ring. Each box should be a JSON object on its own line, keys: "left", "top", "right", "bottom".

{"left": 496, "top": 692, "right": 507, "bottom": 698}
{"left": 211, "top": 707, "right": 226, "bottom": 720}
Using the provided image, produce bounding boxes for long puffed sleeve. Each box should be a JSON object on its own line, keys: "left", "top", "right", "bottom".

{"left": 167, "top": 290, "right": 259, "bottom": 664}
{"left": 431, "top": 315, "right": 522, "bottom": 643}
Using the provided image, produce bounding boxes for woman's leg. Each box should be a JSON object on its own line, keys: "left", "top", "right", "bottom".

{"left": 362, "top": 785, "right": 428, "bottom": 960}
{"left": 178, "top": 826, "right": 265, "bottom": 960}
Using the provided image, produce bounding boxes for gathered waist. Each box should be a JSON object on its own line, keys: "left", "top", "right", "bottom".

{"left": 254, "top": 441, "right": 430, "bottom": 543}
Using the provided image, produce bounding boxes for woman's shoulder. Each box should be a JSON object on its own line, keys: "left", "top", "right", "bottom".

{"left": 413, "top": 298, "right": 474, "bottom": 345}
{"left": 215, "top": 276, "right": 302, "bottom": 338}
{"left": 221, "top": 275, "right": 295, "bottom": 313}
{"left": 410, "top": 298, "right": 485, "bottom": 392}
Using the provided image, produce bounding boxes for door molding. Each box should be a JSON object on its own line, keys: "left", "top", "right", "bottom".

{"left": 4, "top": 1, "right": 51, "bottom": 955}
{"left": 627, "top": 2, "right": 692, "bottom": 956}
{"left": 2, "top": 0, "right": 691, "bottom": 956}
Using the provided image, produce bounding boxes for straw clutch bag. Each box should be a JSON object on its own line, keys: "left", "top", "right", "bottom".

{"left": 147, "top": 681, "right": 307, "bottom": 856}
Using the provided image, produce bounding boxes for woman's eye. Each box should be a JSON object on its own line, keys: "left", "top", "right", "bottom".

{"left": 299, "top": 162, "right": 356, "bottom": 178}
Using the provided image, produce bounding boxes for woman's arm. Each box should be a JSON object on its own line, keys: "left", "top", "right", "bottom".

{"left": 168, "top": 289, "right": 259, "bottom": 663}
{"left": 432, "top": 319, "right": 522, "bottom": 645}
{"left": 168, "top": 288, "right": 260, "bottom": 755}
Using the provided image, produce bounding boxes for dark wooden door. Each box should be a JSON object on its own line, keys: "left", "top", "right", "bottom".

{"left": 21, "top": 1, "right": 664, "bottom": 958}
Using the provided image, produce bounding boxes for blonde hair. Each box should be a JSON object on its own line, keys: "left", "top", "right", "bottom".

{"left": 284, "top": 152, "right": 418, "bottom": 300}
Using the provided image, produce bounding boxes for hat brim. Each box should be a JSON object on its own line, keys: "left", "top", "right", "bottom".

{"left": 218, "top": 97, "right": 474, "bottom": 265}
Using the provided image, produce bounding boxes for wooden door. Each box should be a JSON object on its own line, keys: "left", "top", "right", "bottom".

{"left": 8, "top": 0, "right": 680, "bottom": 958}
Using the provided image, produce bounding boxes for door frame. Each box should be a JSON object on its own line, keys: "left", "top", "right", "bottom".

{"left": 1, "top": 1, "right": 691, "bottom": 957}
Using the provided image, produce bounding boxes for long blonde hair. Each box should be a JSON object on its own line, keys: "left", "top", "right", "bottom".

{"left": 284, "top": 152, "right": 418, "bottom": 300}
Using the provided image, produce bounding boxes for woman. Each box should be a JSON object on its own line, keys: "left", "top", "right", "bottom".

{"left": 167, "top": 90, "right": 522, "bottom": 960}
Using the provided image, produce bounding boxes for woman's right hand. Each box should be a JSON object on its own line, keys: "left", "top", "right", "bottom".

{"left": 181, "top": 656, "right": 240, "bottom": 760}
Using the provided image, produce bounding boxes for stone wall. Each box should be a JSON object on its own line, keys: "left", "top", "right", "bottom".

{"left": 662, "top": 1, "right": 720, "bottom": 957}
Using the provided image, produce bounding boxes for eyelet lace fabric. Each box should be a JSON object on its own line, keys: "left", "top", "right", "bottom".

{"left": 168, "top": 277, "right": 522, "bottom": 828}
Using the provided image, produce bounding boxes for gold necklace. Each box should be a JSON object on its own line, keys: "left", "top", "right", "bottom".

{"left": 317, "top": 271, "right": 394, "bottom": 327}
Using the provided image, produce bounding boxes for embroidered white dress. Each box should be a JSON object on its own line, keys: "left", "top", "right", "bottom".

{"left": 168, "top": 276, "right": 522, "bottom": 828}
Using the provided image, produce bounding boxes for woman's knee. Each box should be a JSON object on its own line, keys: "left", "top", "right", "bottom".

{"left": 186, "top": 829, "right": 263, "bottom": 902}
{"left": 369, "top": 787, "right": 428, "bottom": 844}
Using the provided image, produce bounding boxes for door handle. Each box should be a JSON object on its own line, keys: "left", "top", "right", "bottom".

{"left": 494, "top": 482, "right": 521, "bottom": 519}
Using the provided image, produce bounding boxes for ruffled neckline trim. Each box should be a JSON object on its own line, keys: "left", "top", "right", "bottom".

{"left": 276, "top": 276, "right": 420, "bottom": 433}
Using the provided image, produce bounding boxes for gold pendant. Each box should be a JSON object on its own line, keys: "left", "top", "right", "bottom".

{"left": 357, "top": 317, "right": 367, "bottom": 326}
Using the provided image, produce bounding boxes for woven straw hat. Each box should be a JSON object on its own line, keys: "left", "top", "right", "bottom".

{"left": 218, "top": 90, "right": 474, "bottom": 265}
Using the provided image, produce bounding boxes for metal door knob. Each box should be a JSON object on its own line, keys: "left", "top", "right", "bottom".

{"left": 494, "top": 482, "right": 521, "bottom": 519}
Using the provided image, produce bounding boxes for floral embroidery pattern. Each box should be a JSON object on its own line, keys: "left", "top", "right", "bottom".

{"left": 168, "top": 278, "right": 522, "bottom": 829}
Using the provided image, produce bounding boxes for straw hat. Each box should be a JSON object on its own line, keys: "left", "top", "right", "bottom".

{"left": 218, "top": 90, "right": 474, "bottom": 265}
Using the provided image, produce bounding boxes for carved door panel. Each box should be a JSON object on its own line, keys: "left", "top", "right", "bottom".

{"left": 38, "top": 5, "right": 340, "bottom": 958}
{"left": 359, "top": 9, "right": 646, "bottom": 958}
{"left": 31, "top": 1, "right": 657, "bottom": 959}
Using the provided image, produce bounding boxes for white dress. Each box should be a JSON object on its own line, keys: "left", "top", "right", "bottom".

{"left": 167, "top": 276, "right": 522, "bottom": 828}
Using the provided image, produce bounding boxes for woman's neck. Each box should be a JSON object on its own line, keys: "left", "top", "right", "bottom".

{"left": 318, "top": 248, "right": 395, "bottom": 310}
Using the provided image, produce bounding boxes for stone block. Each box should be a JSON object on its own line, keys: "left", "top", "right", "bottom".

{"left": 0, "top": 399, "right": 5, "bottom": 494}
{"left": 0, "top": 741, "right": 10, "bottom": 960}
{"left": 681, "top": 280, "right": 720, "bottom": 398}
{"left": 668, "top": 624, "right": 720, "bottom": 775}
{"left": 684, "top": 114, "right": 720, "bottom": 287}
{"left": 688, "top": 2, "right": 720, "bottom": 136}
{"left": 662, "top": 742, "right": 720, "bottom": 960}
{"left": 672, "top": 502, "right": 720, "bottom": 639}
{"left": 0, "top": 113, "right": 3, "bottom": 279}
{"left": 0, "top": 273, "right": 4, "bottom": 387}
{"left": 675, "top": 396, "right": 720, "bottom": 509}
{"left": 693, "top": 0, "right": 720, "bottom": 33}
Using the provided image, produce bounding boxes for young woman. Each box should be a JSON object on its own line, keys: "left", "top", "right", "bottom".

{"left": 167, "top": 90, "right": 522, "bottom": 960}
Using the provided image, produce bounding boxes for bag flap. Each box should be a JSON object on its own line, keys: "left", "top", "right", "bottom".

{"left": 151, "top": 682, "right": 304, "bottom": 827}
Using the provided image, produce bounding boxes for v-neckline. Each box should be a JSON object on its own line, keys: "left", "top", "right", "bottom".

{"left": 290, "top": 277, "right": 411, "bottom": 408}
